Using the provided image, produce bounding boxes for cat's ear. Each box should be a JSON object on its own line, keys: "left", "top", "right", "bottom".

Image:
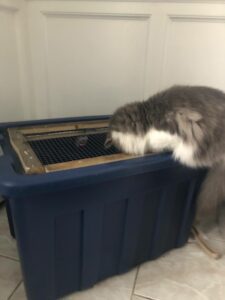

{"left": 175, "top": 108, "right": 204, "bottom": 142}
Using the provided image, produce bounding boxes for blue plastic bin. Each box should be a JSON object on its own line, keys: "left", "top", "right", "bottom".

{"left": 0, "top": 116, "right": 205, "bottom": 300}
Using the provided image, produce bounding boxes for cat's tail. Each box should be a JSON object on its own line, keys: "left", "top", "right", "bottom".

{"left": 195, "top": 161, "right": 225, "bottom": 235}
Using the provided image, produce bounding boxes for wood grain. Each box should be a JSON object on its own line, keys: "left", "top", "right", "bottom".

{"left": 8, "top": 128, "right": 45, "bottom": 174}
{"left": 18, "top": 120, "right": 109, "bottom": 135}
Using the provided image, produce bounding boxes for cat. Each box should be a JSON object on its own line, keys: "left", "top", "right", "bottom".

{"left": 105, "top": 85, "right": 225, "bottom": 236}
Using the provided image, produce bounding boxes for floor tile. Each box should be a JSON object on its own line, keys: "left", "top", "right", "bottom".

{"left": 0, "top": 256, "right": 22, "bottom": 300}
{"left": 0, "top": 206, "right": 19, "bottom": 260}
{"left": 62, "top": 268, "right": 137, "bottom": 300}
{"left": 10, "top": 282, "right": 27, "bottom": 300}
{"left": 135, "top": 242, "right": 225, "bottom": 300}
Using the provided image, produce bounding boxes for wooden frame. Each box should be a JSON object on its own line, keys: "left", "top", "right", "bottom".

{"left": 8, "top": 120, "right": 137, "bottom": 174}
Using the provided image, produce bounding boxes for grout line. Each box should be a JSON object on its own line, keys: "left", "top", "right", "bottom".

{"left": 8, "top": 280, "right": 23, "bottom": 300}
{"left": 130, "top": 265, "right": 140, "bottom": 299}
{"left": 133, "top": 293, "right": 158, "bottom": 300}
{"left": 132, "top": 268, "right": 158, "bottom": 300}
{"left": 0, "top": 254, "right": 20, "bottom": 262}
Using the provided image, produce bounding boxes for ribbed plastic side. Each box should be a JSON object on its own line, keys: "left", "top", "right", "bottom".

{"left": 53, "top": 179, "right": 199, "bottom": 298}
{"left": 9, "top": 166, "right": 203, "bottom": 300}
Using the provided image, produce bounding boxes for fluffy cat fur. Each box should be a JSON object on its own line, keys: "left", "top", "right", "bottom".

{"left": 106, "top": 85, "right": 225, "bottom": 233}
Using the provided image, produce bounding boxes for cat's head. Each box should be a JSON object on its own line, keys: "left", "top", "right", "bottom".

{"left": 105, "top": 102, "right": 148, "bottom": 155}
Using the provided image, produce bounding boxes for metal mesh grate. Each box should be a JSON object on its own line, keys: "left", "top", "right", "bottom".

{"left": 28, "top": 132, "right": 120, "bottom": 165}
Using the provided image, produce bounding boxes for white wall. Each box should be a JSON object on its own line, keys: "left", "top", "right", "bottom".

{"left": 0, "top": 0, "right": 32, "bottom": 121}
{"left": 1, "top": 0, "right": 225, "bottom": 121}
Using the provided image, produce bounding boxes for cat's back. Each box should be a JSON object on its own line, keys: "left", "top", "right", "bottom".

{"left": 157, "top": 85, "right": 225, "bottom": 111}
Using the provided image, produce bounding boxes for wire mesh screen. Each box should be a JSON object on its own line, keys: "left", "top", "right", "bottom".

{"left": 28, "top": 132, "right": 120, "bottom": 165}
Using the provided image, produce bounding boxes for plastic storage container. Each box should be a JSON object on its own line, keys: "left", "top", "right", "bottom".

{"left": 0, "top": 116, "right": 205, "bottom": 300}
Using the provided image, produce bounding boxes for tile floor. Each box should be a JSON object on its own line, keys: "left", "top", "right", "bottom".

{"left": 1, "top": 204, "right": 225, "bottom": 300}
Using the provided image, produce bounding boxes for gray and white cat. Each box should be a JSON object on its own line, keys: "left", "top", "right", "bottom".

{"left": 106, "top": 85, "right": 225, "bottom": 235}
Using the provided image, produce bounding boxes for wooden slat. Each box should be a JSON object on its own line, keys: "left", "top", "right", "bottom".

{"left": 26, "top": 128, "right": 108, "bottom": 141}
{"left": 44, "top": 154, "right": 138, "bottom": 173}
{"left": 18, "top": 120, "right": 109, "bottom": 135}
{"left": 8, "top": 128, "right": 45, "bottom": 174}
